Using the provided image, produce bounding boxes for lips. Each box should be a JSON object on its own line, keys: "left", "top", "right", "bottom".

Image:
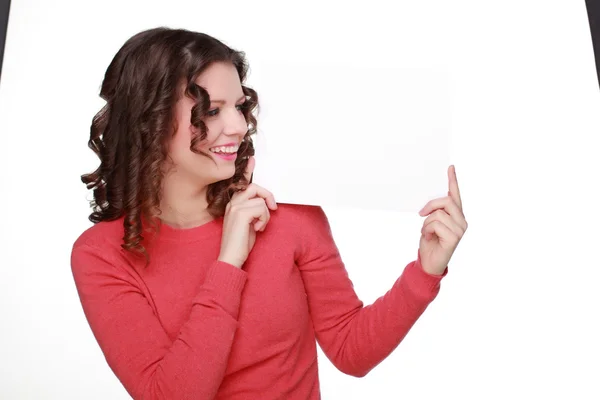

{"left": 208, "top": 143, "right": 239, "bottom": 161}
{"left": 208, "top": 143, "right": 239, "bottom": 155}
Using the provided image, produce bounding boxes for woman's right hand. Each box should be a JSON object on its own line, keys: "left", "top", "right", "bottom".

{"left": 218, "top": 157, "right": 278, "bottom": 269}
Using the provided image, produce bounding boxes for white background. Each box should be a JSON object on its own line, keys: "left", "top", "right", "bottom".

{"left": 1, "top": 0, "right": 599, "bottom": 399}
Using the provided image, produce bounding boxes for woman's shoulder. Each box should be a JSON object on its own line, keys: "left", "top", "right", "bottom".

{"left": 268, "top": 203, "right": 333, "bottom": 244}
{"left": 70, "top": 217, "right": 143, "bottom": 290}
{"left": 270, "top": 203, "right": 328, "bottom": 226}
{"left": 72, "top": 217, "right": 126, "bottom": 253}
{"left": 267, "top": 204, "right": 337, "bottom": 260}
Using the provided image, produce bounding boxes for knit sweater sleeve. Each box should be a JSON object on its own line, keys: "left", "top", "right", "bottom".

{"left": 70, "top": 243, "right": 247, "bottom": 399}
{"left": 294, "top": 206, "right": 446, "bottom": 377}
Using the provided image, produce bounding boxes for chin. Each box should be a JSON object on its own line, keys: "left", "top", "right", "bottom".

{"left": 210, "top": 168, "right": 237, "bottom": 185}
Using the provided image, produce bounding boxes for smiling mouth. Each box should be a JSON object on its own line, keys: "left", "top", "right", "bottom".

{"left": 209, "top": 144, "right": 239, "bottom": 161}
{"left": 209, "top": 145, "right": 239, "bottom": 155}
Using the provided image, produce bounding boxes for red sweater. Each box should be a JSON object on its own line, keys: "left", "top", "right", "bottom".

{"left": 71, "top": 204, "right": 446, "bottom": 399}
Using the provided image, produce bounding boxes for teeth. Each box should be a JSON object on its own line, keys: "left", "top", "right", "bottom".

{"left": 209, "top": 145, "right": 239, "bottom": 154}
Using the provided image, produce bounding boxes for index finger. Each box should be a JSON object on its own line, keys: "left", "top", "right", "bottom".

{"left": 244, "top": 156, "right": 256, "bottom": 183}
{"left": 235, "top": 184, "right": 278, "bottom": 210}
{"left": 448, "top": 165, "right": 462, "bottom": 210}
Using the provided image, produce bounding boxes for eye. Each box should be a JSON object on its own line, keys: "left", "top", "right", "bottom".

{"left": 207, "top": 108, "right": 219, "bottom": 117}
{"left": 236, "top": 101, "right": 248, "bottom": 112}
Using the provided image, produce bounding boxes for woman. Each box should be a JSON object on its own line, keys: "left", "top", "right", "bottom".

{"left": 71, "top": 27, "right": 468, "bottom": 399}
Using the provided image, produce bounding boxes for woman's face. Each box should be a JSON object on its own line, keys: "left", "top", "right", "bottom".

{"left": 167, "top": 62, "right": 249, "bottom": 187}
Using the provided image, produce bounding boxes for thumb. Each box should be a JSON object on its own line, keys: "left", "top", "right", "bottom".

{"left": 244, "top": 156, "right": 255, "bottom": 183}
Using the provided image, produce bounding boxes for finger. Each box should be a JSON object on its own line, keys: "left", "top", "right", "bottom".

{"left": 254, "top": 201, "right": 270, "bottom": 232}
{"left": 232, "top": 183, "right": 277, "bottom": 210}
{"left": 231, "top": 197, "right": 267, "bottom": 213}
{"left": 420, "top": 196, "right": 464, "bottom": 222}
{"left": 233, "top": 184, "right": 277, "bottom": 209}
{"left": 422, "top": 209, "right": 464, "bottom": 238}
{"left": 244, "top": 156, "right": 256, "bottom": 183}
{"left": 240, "top": 200, "right": 270, "bottom": 231}
{"left": 419, "top": 196, "right": 467, "bottom": 230}
{"left": 448, "top": 165, "right": 462, "bottom": 210}
{"left": 254, "top": 214, "right": 269, "bottom": 232}
{"left": 253, "top": 211, "right": 269, "bottom": 231}
{"left": 230, "top": 198, "right": 270, "bottom": 230}
{"left": 422, "top": 220, "right": 459, "bottom": 247}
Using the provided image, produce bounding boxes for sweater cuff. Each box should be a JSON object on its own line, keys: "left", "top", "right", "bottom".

{"left": 403, "top": 252, "right": 447, "bottom": 296}
{"left": 205, "top": 260, "right": 248, "bottom": 292}
{"left": 201, "top": 261, "right": 248, "bottom": 317}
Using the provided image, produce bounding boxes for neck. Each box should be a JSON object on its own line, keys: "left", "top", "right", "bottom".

{"left": 159, "top": 172, "right": 214, "bottom": 229}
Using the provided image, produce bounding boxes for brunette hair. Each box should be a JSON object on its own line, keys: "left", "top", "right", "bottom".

{"left": 81, "top": 27, "right": 258, "bottom": 260}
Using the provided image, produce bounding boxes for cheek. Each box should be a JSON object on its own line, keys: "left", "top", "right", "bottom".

{"left": 171, "top": 128, "right": 192, "bottom": 152}
{"left": 168, "top": 126, "right": 218, "bottom": 165}
{"left": 166, "top": 125, "right": 194, "bottom": 163}
{"left": 199, "top": 120, "right": 221, "bottom": 147}
{"left": 168, "top": 118, "right": 221, "bottom": 160}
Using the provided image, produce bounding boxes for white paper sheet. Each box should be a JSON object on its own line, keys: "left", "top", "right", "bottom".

{"left": 249, "top": 62, "right": 451, "bottom": 212}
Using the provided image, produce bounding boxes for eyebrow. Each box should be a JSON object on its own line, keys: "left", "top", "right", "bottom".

{"left": 210, "top": 95, "right": 246, "bottom": 105}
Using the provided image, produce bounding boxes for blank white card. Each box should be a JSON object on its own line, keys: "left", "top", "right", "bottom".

{"left": 250, "top": 62, "right": 451, "bottom": 212}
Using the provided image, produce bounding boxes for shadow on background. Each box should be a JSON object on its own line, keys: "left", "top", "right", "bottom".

{"left": 588, "top": 0, "right": 600, "bottom": 88}
{"left": 0, "top": 0, "right": 10, "bottom": 83}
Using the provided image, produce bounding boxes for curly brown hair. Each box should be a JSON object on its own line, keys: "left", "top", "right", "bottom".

{"left": 81, "top": 27, "right": 258, "bottom": 261}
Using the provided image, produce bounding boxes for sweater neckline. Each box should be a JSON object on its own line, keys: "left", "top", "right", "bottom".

{"left": 154, "top": 217, "right": 223, "bottom": 242}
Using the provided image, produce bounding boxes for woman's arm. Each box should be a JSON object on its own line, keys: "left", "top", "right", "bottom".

{"left": 295, "top": 206, "right": 446, "bottom": 377}
{"left": 71, "top": 244, "right": 246, "bottom": 399}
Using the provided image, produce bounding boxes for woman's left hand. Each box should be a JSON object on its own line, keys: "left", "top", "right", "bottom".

{"left": 418, "top": 165, "right": 468, "bottom": 275}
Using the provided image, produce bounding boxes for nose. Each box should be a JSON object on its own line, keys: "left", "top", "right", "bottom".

{"left": 222, "top": 107, "right": 248, "bottom": 138}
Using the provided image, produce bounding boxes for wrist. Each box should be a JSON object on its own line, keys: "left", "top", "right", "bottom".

{"left": 421, "top": 264, "right": 446, "bottom": 276}
{"left": 417, "top": 251, "right": 446, "bottom": 276}
{"left": 217, "top": 254, "right": 243, "bottom": 269}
